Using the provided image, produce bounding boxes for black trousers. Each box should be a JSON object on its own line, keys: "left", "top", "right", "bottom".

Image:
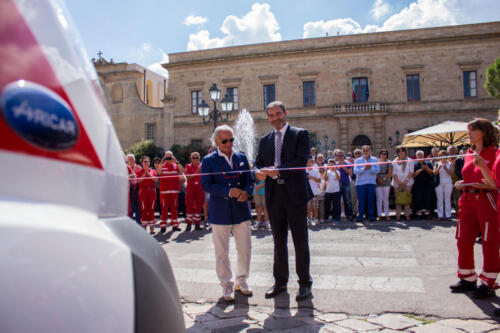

{"left": 268, "top": 184, "right": 312, "bottom": 287}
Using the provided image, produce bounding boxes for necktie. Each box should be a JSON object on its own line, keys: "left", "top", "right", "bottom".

{"left": 275, "top": 131, "right": 282, "bottom": 167}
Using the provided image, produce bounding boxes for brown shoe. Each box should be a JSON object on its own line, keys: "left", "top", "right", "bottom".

{"left": 376, "top": 216, "right": 382, "bottom": 221}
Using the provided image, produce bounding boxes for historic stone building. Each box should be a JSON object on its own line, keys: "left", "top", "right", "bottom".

{"left": 96, "top": 22, "right": 500, "bottom": 156}
{"left": 94, "top": 56, "right": 167, "bottom": 149}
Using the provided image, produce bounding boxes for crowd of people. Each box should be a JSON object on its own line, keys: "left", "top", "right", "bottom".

{"left": 126, "top": 110, "right": 500, "bottom": 302}
{"left": 305, "top": 144, "right": 468, "bottom": 223}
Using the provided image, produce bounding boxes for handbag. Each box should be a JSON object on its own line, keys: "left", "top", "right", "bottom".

{"left": 376, "top": 175, "right": 386, "bottom": 186}
{"left": 395, "top": 191, "right": 412, "bottom": 205}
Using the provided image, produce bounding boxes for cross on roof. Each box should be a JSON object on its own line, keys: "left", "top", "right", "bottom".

{"left": 97, "top": 50, "right": 103, "bottom": 59}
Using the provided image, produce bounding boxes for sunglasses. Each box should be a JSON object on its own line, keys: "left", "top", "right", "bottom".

{"left": 221, "top": 138, "right": 235, "bottom": 144}
{"left": 192, "top": 156, "right": 200, "bottom": 159}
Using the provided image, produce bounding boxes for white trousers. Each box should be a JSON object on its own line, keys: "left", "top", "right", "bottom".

{"left": 435, "top": 182, "right": 453, "bottom": 218}
{"left": 376, "top": 186, "right": 390, "bottom": 217}
{"left": 211, "top": 220, "right": 251, "bottom": 289}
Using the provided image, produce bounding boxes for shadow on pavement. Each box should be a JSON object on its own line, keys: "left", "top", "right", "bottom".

{"left": 306, "top": 218, "right": 456, "bottom": 233}
{"left": 466, "top": 293, "right": 500, "bottom": 322}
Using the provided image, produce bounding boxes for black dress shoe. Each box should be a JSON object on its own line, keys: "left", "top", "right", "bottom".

{"left": 160, "top": 227, "right": 166, "bottom": 233}
{"left": 474, "top": 284, "right": 496, "bottom": 299}
{"left": 172, "top": 226, "right": 181, "bottom": 232}
{"left": 264, "top": 284, "right": 286, "bottom": 299}
{"left": 449, "top": 279, "right": 476, "bottom": 293}
{"left": 296, "top": 285, "right": 312, "bottom": 301}
{"left": 194, "top": 225, "right": 202, "bottom": 231}
{"left": 185, "top": 224, "right": 192, "bottom": 232}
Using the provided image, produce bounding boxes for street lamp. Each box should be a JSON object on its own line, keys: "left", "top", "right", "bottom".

{"left": 316, "top": 134, "right": 336, "bottom": 157}
{"left": 388, "top": 130, "right": 401, "bottom": 147}
{"left": 198, "top": 83, "right": 234, "bottom": 130}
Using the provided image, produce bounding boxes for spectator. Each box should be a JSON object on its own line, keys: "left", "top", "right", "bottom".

{"left": 315, "top": 153, "right": 326, "bottom": 223}
{"left": 353, "top": 146, "right": 379, "bottom": 222}
{"left": 376, "top": 149, "right": 392, "bottom": 221}
{"left": 157, "top": 151, "right": 185, "bottom": 232}
{"left": 453, "top": 147, "right": 466, "bottom": 215}
{"left": 348, "top": 151, "right": 361, "bottom": 218}
{"left": 447, "top": 145, "right": 460, "bottom": 217}
{"left": 429, "top": 146, "right": 441, "bottom": 216}
{"left": 335, "top": 149, "right": 353, "bottom": 221}
{"left": 311, "top": 147, "right": 317, "bottom": 163}
{"left": 306, "top": 158, "right": 321, "bottom": 225}
{"left": 203, "top": 146, "right": 217, "bottom": 228}
{"left": 327, "top": 149, "right": 334, "bottom": 160}
{"left": 392, "top": 147, "right": 414, "bottom": 221}
{"left": 254, "top": 170, "right": 270, "bottom": 230}
{"left": 126, "top": 153, "right": 141, "bottom": 224}
{"left": 153, "top": 157, "right": 162, "bottom": 216}
{"left": 433, "top": 150, "right": 453, "bottom": 221}
{"left": 136, "top": 156, "right": 158, "bottom": 234}
{"left": 413, "top": 150, "right": 433, "bottom": 219}
{"left": 324, "top": 158, "right": 341, "bottom": 221}
{"left": 184, "top": 152, "right": 204, "bottom": 231}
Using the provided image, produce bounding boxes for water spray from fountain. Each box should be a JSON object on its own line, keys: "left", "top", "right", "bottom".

{"left": 233, "top": 109, "right": 257, "bottom": 162}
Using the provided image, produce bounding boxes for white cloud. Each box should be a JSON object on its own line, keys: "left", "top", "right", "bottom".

{"left": 137, "top": 42, "right": 152, "bottom": 58}
{"left": 303, "top": 0, "right": 458, "bottom": 38}
{"left": 147, "top": 52, "right": 169, "bottom": 79}
{"left": 186, "top": 3, "right": 281, "bottom": 51}
{"left": 183, "top": 14, "right": 207, "bottom": 26}
{"left": 372, "top": 0, "right": 391, "bottom": 20}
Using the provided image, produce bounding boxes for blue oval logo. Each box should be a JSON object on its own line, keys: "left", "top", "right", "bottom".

{"left": 1, "top": 80, "right": 79, "bottom": 150}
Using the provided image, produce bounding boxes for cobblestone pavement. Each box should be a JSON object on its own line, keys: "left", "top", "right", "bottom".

{"left": 182, "top": 299, "right": 500, "bottom": 332}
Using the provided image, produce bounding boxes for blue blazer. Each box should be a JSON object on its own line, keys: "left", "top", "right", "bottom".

{"left": 201, "top": 150, "right": 254, "bottom": 225}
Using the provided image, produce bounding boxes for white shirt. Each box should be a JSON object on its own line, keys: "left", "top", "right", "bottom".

{"left": 307, "top": 167, "right": 321, "bottom": 195}
{"left": 437, "top": 161, "right": 453, "bottom": 183}
{"left": 391, "top": 159, "right": 414, "bottom": 187}
{"left": 325, "top": 169, "right": 340, "bottom": 193}
{"left": 217, "top": 148, "right": 235, "bottom": 169}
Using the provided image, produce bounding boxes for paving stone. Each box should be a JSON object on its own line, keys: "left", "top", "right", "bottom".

{"left": 270, "top": 308, "right": 294, "bottom": 318}
{"left": 214, "top": 323, "right": 263, "bottom": 333}
{"left": 202, "top": 317, "right": 256, "bottom": 330}
{"left": 236, "top": 324, "right": 267, "bottom": 332}
{"left": 186, "top": 323, "right": 211, "bottom": 333}
{"left": 247, "top": 309, "right": 270, "bottom": 322}
{"left": 184, "top": 303, "right": 215, "bottom": 314}
{"left": 320, "top": 323, "right": 355, "bottom": 332}
{"left": 317, "top": 313, "right": 348, "bottom": 323}
{"left": 410, "top": 323, "right": 462, "bottom": 333}
{"left": 193, "top": 312, "right": 218, "bottom": 322}
{"left": 210, "top": 305, "right": 250, "bottom": 319}
{"left": 262, "top": 317, "right": 309, "bottom": 331}
{"left": 368, "top": 313, "right": 421, "bottom": 330}
{"left": 379, "top": 329, "right": 405, "bottom": 333}
{"left": 297, "top": 316, "right": 324, "bottom": 325}
{"left": 273, "top": 322, "right": 324, "bottom": 333}
{"left": 436, "top": 319, "right": 499, "bottom": 332}
{"left": 336, "top": 318, "right": 383, "bottom": 331}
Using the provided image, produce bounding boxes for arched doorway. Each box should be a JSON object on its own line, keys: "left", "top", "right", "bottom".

{"left": 351, "top": 135, "right": 372, "bottom": 151}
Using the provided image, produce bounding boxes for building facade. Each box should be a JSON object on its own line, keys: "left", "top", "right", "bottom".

{"left": 162, "top": 21, "right": 500, "bottom": 157}
{"left": 94, "top": 57, "right": 167, "bottom": 149}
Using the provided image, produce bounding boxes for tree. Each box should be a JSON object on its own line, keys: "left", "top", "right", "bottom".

{"left": 129, "top": 140, "right": 163, "bottom": 162}
{"left": 170, "top": 143, "right": 209, "bottom": 165}
{"left": 485, "top": 57, "right": 500, "bottom": 99}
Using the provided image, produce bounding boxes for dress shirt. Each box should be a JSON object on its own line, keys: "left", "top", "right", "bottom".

{"left": 353, "top": 156, "right": 380, "bottom": 186}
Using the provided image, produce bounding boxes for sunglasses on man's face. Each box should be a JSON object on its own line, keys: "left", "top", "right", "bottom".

{"left": 221, "top": 138, "right": 235, "bottom": 144}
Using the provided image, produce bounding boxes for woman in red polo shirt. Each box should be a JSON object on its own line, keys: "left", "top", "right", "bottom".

{"left": 451, "top": 118, "right": 499, "bottom": 298}
{"left": 136, "top": 156, "right": 158, "bottom": 234}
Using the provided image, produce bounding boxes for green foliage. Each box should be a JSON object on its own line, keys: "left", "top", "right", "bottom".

{"left": 170, "top": 143, "right": 209, "bottom": 165}
{"left": 485, "top": 57, "right": 500, "bottom": 99}
{"left": 129, "top": 140, "right": 164, "bottom": 162}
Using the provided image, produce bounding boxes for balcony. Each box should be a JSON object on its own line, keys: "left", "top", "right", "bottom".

{"left": 334, "top": 102, "right": 387, "bottom": 113}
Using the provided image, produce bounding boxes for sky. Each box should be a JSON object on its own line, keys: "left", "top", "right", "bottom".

{"left": 65, "top": 0, "right": 500, "bottom": 79}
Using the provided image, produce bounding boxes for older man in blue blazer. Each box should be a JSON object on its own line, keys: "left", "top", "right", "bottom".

{"left": 201, "top": 125, "right": 254, "bottom": 302}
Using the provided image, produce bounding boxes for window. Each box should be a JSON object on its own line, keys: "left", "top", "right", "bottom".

{"left": 352, "top": 77, "right": 369, "bottom": 103}
{"left": 406, "top": 74, "right": 420, "bottom": 101}
{"left": 263, "top": 84, "right": 275, "bottom": 108}
{"left": 191, "top": 139, "right": 203, "bottom": 147}
{"left": 303, "top": 81, "right": 315, "bottom": 106}
{"left": 464, "top": 71, "right": 477, "bottom": 98}
{"left": 191, "top": 90, "right": 202, "bottom": 114}
{"left": 145, "top": 123, "right": 156, "bottom": 141}
{"left": 227, "top": 87, "right": 238, "bottom": 111}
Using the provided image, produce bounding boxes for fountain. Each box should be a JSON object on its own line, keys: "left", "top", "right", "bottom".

{"left": 233, "top": 109, "right": 257, "bottom": 162}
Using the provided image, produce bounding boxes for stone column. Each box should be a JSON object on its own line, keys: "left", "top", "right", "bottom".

{"left": 339, "top": 117, "right": 349, "bottom": 152}
{"left": 162, "top": 95, "right": 175, "bottom": 149}
{"left": 374, "top": 115, "right": 385, "bottom": 151}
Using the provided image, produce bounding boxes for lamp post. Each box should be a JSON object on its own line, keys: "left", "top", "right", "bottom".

{"left": 387, "top": 130, "right": 401, "bottom": 147}
{"left": 198, "top": 83, "right": 234, "bottom": 130}
{"left": 316, "top": 134, "right": 336, "bottom": 157}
